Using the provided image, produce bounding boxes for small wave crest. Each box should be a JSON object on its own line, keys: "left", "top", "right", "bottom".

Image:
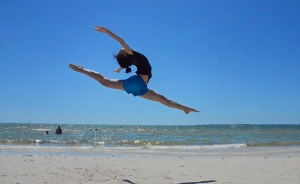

{"left": 31, "top": 129, "right": 50, "bottom": 131}
{"left": 141, "top": 143, "right": 247, "bottom": 150}
{"left": 246, "top": 141, "right": 300, "bottom": 147}
{"left": 95, "top": 142, "right": 105, "bottom": 146}
{"left": 0, "top": 139, "right": 43, "bottom": 145}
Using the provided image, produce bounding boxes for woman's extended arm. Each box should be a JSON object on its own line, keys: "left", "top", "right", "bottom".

{"left": 93, "top": 25, "right": 133, "bottom": 55}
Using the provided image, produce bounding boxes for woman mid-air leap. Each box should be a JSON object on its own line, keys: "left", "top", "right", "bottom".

{"left": 69, "top": 25, "right": 199, "bottom": 114}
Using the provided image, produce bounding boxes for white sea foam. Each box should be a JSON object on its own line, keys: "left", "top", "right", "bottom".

{"left": 0, "top": 143, "right": 247, "bottom": 151}
{"left": 31, "top": 129, "right": 49, "bottom": 131}
{"left": 143, "top": 143, "right": 247, "bottom": 150}
{"left": 95, "top": 142, "right": 105, "bottom": 146}
{"left": 49, "top": 139, "right": 58, "bottom": 143}
{"left": 201, "top": 143, "right": 247, "bottom": 149}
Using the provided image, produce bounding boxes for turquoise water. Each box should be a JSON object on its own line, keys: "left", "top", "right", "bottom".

{"left": 1, "top": 123, "right": 299, "bottom": 156}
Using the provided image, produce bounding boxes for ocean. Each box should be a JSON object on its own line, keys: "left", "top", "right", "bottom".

{"left": 1, "top": 123, "right": 300, "bottom": 157}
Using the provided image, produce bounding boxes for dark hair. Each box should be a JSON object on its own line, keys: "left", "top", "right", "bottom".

{"left": 113, "top": 52, "right": 132, "bottom": 73}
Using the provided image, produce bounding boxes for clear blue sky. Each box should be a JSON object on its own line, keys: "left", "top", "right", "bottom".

{"left": 1, "top": 0, "right": 299, "bottom": 125}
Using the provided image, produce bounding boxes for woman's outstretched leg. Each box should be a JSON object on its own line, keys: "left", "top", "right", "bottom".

{"left": 141, "top": 89, "right": 199, "bottom": 114}
{"left": 69, "top": 64, "right": 124, "bottom": 90}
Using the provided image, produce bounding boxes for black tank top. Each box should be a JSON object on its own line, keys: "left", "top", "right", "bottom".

{"left": 129, "top": 50, "right": 152, "bottom": 81}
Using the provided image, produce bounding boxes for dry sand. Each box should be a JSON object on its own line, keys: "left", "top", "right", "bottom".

{"left": 0, "top": 154, "right": 299, "bottom": 184}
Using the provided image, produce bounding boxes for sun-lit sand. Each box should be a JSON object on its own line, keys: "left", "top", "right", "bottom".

{"left": 0, "top": 154, "right": 299, "bottom": 184}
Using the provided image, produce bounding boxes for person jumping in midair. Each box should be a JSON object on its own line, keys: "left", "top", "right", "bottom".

{"left": 69, "top": 25, "right": 199, "bottom": 114}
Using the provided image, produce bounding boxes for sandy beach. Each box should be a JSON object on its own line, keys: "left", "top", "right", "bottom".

{"left": 0, "top": 154, "right": 299, "bottom": 184}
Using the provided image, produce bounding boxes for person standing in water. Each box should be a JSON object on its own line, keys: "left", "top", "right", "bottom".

{"left": 69, "top": 25, "right": 199, "bottom": 114}
{"left": 55, "top": 126, "right": 62, "bottom": 134}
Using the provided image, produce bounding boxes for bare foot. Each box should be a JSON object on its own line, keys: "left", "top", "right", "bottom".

{"left": 184, "top": 108, "right": 200, "bottom": 114}
{"left": 69, "top": 64, "right": 84, "bottom": 72}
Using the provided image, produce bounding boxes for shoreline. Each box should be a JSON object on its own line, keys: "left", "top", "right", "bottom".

{"left": 1, "top": 145, "right": 300, "bottom": 158}
{"left": 1, "top": 153, "right": 299, "bottom": 184}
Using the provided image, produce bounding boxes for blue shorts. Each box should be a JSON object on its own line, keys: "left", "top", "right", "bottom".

{"left": 120, "top": 75, "right": 149, "bottom": 96}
